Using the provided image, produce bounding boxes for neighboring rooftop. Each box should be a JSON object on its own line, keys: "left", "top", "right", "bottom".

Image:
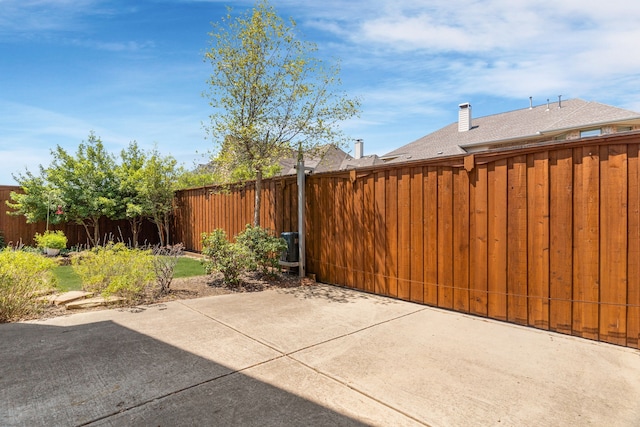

{"left": 383, "top": 98, "right": 640, "bottom": 163}
{"left": 277, "top": 142, "right": 383, "bottom": 176}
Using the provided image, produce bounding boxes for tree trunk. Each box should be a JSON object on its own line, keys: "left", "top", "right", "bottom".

{"left": 254, "top": 169, "right": 262, "bottom": 226}
{"left": 80, "top": 221, "right": 95, "bottom": 247}
{"left": 163, "top": 214, "right": 171, "bottom": 246}
{"left": 92, "top": 217, "right": 100, "bottom": 246}
{"left": 153, "top": 214, "right": 165, "bottom": 246}
{"left": 129, "top": 217, "right": 142, "bottom": 248}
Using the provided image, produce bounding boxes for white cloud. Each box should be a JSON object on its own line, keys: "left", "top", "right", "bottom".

{"left": 296, "top": 0, "right": 640, "bottom": 107}
{"left": 69, "top": 39, "right": 157, "bottom": 52}
{"left": 0, "top": 0, "right": 106, "bottom": 36}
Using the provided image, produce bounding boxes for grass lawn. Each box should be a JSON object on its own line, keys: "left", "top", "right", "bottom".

{"left": 174, "top": 256, "right": 207, "bottom": 278}
{"left": 53, "top": 256, "right": 206, "bottom": 292}
{"left": 53, "top": 265, "right": 82, "bottom": 292}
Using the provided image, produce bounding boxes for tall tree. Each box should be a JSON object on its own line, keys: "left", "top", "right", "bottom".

{"left": 116, "top": 142, "right": 147, "bottom": 247}
{"left": 138, "top": 149, "right": 180, "bottom": 246}
{"left": 10, "top": 132, "right": 120, "bottom": 246}
{"left": 204, "top": 0, "right": 360, "bottom": 225}
{"left": 45, "top": 132, "right": 120, "bottom": 246}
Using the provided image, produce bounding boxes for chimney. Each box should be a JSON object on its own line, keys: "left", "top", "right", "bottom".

{"left": 354, "top": 139, "right": 363, "bottom": 159}
{"left": 458, "top": 103, "right": 472, "bottom": 132}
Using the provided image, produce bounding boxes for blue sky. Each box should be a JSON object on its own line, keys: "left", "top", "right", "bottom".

{"left": 1, "top": 0, "right": 639, "bottom": 184}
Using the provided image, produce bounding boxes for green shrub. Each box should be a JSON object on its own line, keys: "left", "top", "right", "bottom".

{"left": 34, "top": 230, "right": 68, "bottom": 250}
{"left": 236, "top": 225, "right": 287, "bottom": 276}
{"left": 201, "top": 230, "right": 251, "bottom": 287}
{"left": 0, "top": 249, "right": 58, "bottom": 322}
{"left": 0, "top": 231, "right": 5, "bottom": 249}
{"left": 72, "top": 242, "right": 154, "bottom": 301}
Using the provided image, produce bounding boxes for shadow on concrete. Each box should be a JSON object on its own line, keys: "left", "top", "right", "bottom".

{"left": 277, "top": 283, "right": 401, "bottom": 306}
{"left": 0, "top": 320, "right": 368, "bottom": 426}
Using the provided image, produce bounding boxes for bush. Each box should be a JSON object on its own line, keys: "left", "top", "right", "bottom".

{"left": 0, "top": 231, "right": 5, "bottom": 249}
{"left": 151, "top": 244, "right": 184, "bottom": 295}
{"left": 201, "top": 230, "right": 251, "bottom": 287}
{"left": 0, "top": 249, "right": 58, "bottom": 322}
{"left": 236, "top": 225, "right": 287, "bottom": 276}
{"left": 72, "top": 242, "right": 154, "bottom": 302}
{"left": 34, "top": 230, "right": 68, "bottom": 250}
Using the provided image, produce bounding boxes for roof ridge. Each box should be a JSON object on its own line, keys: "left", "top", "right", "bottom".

{"left": 542, "top": 99, "right": 590, "bottom": 131}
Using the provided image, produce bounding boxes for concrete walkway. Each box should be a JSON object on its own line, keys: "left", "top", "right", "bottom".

{"left": 2, "top": 284, "right": 640, "bottom": 426}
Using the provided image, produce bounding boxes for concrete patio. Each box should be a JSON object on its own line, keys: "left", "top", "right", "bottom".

{"left": 2, "top": 283, "right": 639, "bottom": 426}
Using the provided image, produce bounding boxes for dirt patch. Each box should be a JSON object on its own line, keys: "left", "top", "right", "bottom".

{"left": 26, "top": 271, "right": 314, "bottom": 321}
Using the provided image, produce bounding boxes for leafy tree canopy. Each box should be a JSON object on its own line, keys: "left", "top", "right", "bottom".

{"left": 204, "top": 0, "right": 360, "bottom": 225}
{"left": 8, "top": 133, "right": 182, "bottom": 247}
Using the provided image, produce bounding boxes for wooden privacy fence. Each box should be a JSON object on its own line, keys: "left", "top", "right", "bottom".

{"left": 173, "top": 131, "right": 640, "bottom": 349}
{"left": 172, "top": 179, "right": 300, "bottom": 250}
{"left": 0, "top": 186, "right": 159, "bottom": 247}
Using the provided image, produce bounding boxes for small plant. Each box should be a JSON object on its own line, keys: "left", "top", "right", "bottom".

{"left": 0, "top": 231, "right": 5, "bottom": 249}
{"left": 201, "top": 230, "right": 251, "bottom": 287}
{"left": 0, "top": 249, "right": 58, "bottom": 322}
{"left": 236, "top": 225, "right": 287, "bottom": 276}
{"left": 34, "top": 230, "right": 68, "bottom": 250}
{"left": 151, "top": 244, "right": 184, "bottom": 295}
{"left": 72, "top": 242, "right": 155, "bottom": 302}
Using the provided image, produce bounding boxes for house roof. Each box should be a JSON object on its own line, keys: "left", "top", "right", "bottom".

{"left": 383, "top": 99, "right": 640, "bottom": 162}
{"left": 277, "top": 144, "right": 383, "bottom": 175}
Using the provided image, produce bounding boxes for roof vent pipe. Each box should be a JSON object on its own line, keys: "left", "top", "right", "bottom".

{"left": 529, "top": 96, "right": 533, "bottom": 110}
{"left": 458, "top": 102, "right": 472, "bottom": 132}
{"left": 546, "top": 98, "right": 550, "bottom": 111}
{"left": 354, "top": 139, "right": 363, "bottom": 160}
{"left": 558, "top": 95, "right": 562, "bottom": 108}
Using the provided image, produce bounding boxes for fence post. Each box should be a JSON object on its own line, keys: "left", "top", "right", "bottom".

{"left": 297, "top": 155, "right": 306, "bottom": 278}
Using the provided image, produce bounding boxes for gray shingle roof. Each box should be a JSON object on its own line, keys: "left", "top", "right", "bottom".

{"left": 383, "top": 99, "right": 640, "bottom": 162}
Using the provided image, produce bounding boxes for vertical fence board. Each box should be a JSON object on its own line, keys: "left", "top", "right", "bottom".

{"left": 291, "top": 179, "right": 298, "bottom": 232}
{"left": 453, "top": 168, "right": 470, "bottom": 313}
{"left": 225, "top": 190, "right": 232, "bottom": 238}
{"left": 335, "top": 178, "right": 346, "bottom": 286}
{"left": 424, "top": 167, "right": 438, "bottom": 306}
{"left": 527, "top": 152, "right": 550, "bottom": 329}
{"left": 218, "top": 190, "right": 225, "bottom": 230}
{"left": 386, "top": 169, "right": 398, "bottom": 298}
{"left": 343, "top": 177, "right": 355, "bottom": 288}
{"left": 410, "top": 167, "right": 424, "bottom": 303}
{"left": 374, "top": 171, "right": 387, "bottom": 295}
{"left": 470, "top": 164, "right": 488, "bottom": 316}
{"left": 397, "top": 167, "right": 411, "bottom": 300}
{"left": 320, "top": 178, "right": 330, "bottom": 282}
{"left": 246, "top": 185, "right": 254, "bottom": 229}
{"left": 327, "top": 178, "right": 337, "bottom": 284}
{"left": 353, "top": 176, "right": 365, "bottom": 290}
{"left": 488, "top": 160, "right": 508, "bottom": 321}
{"left": 549, "top": 149, "right": 574, "bottom": 335}
{"left": 507, "top": 156, "right": 529, "bottom": 325}
{"left": 363, "top": 175, "right": 376, "bottom": 293}
{"left": 628, "top": 144, "right": 640, "bottom": 348}
{"left": 235, "top": 187, "right": 240, "bottom": 235}
{"left": 573, "top": 146, "right": 600, "bottom": 340}
{"left": 438, "top": 167, "right": 454, "bottom": 309}
{"left": 599, "top": 145, "right": 628, "bottom": 345}
{"left": 275, "top": 181, "right": 284, "bottom": 235}
{"left": 305, "top": 179, "right": 314, "bottom": 274}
